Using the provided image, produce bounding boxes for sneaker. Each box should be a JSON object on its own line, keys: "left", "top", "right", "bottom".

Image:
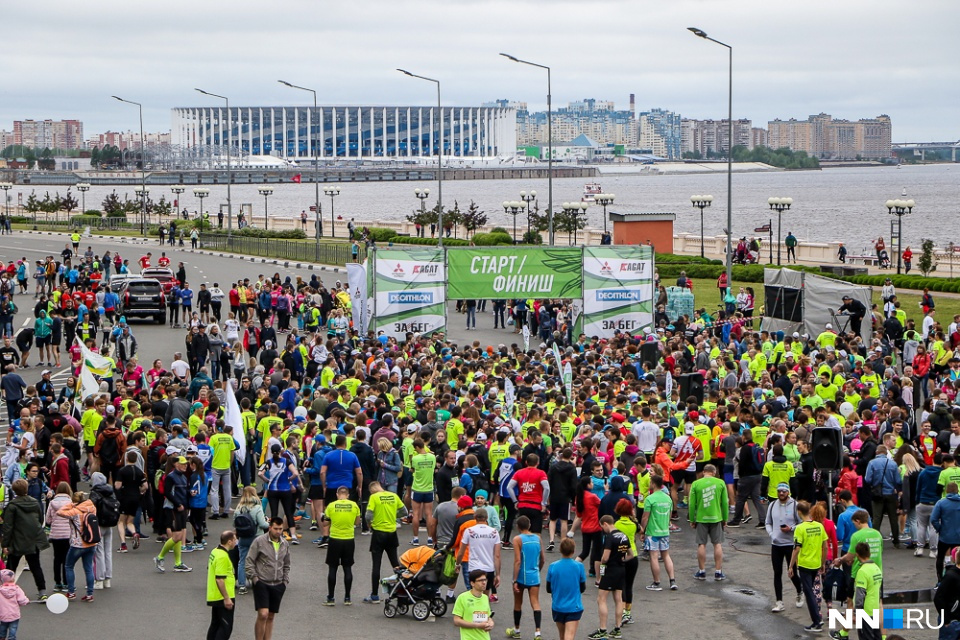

{"left": 914, "top": 546, "right": 924, "bottom": 557}
{"left": 491, "top": 594, "right": 499, "bottom": 603}
{"left": 714, "top": 571, "right": 726, "bottom": 582}
{"left": 344, "top": 598, "right": 352, "bottom": 606}
{"left": 118, "top": 543, "right": 129, "bottom": 553}
{"left": 173, "top": 564, "right": 193, "bottom": 573}
{"left": 694, "top": 570, "right": 706, "bottom": 581}
{"left": 646, "top": 582, "right": 663, "bottom": 591}
{"left": 363, "top": 595, "right": 381, "bottom": 603}
{"left": 181, "top": 544, "right": 195, "bottom": 553}
{"left": 411, "top": 537, "right": 420, "bottom": 545}
{"left": 310, "top": 521, "right": 319, "bottom": 531}
{"left": 133, "top": 534, "right": 141, "bottom": 550}
{"left": 829, "top": 631, "right": 849, "bottom": 640}
{"left": 54, "top": 584, "right": 65, "bottom": 593}
{"left": 94, "top": 580, "right": 104, "bottom": 590}
{"left": 137, "top": 534, "right": 150, "bottom": 541}
{"left": 360, "top": 530, "right": 372, "bottom": 536}
{"left": 620, "top": 612, "right": 633, "bottom": 625}
{"left": 501, "top": 542, "right": 513, "bottom": 549}
{"left": 587, "top": 630, "right": 607, "bottom": 640}
{"left": 312, "top": 537, "right": 324, "bottom": 545}
{"left": 669, "top": 579, "right": 678, "bottom": 590}
{"left": 796, "top": 593, "right": 805, "bottom": 608}
{"left": 803, "top": 623, "right": 823, "bottom": 633}
{"left": 104, "top": 579, "right": 111, "bottom": 589}
{"left": 755, "top": 522, "right": 766, "bottom": 529}
{"left": 238, "top": 586, "right": 248, "bottom": 595}
{"left": 81, "top": 594, "right": 94, "bottom": 602}
{"left": 324, "top": 597, "right": 335, "bottom": 606}
{"left": 38, "top": 592, "right": 48, "bottom": 601}
{"left": 506, "top": 628, "right": 522, "bottom": 639}
{"left": 670, "top": 513, "right": 680, "bottom": 521}
{"left": 609, "top": 628, "right": 622, "bottom": 639}
{"left": 726, "top": 520, "right": 741, "bottom": 528}
{"left": 427, "top": 537, "right": 434, "bottom": 546}
{"left": 771, "top": 601, "right": 785, "bottom": 613}
{"left": 931, "top": 550, "right": 938, "bottom": 559}
{"left": 66, "top": 592, "right": 77, "bottom": 600}
{"left": 669, "top": 524, "right": 682, "bottom": 533}
{"left": 210, "top": 513, "right": 220, "bottom": 520}
{"left": 155, "top": 556, "right": 165, "bottom": 573}
{"left": 318, "top": 539, "right": 329, "bottom": 549}
{"left": 290, "top": 537, "right": 300, "bottom": 545}
{"left": 640, "top": 552, "right": 650, "bottom": 561}
{"left": 678, "top": 501, "right": 688, "bottom": 509}
{"left": 547, "top": 542, "right": 556, "bottom": 552}
{"left": 741, "top": 515, "right": 753, "bottom": 524}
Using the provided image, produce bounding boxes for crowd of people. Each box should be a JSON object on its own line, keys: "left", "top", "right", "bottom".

{"left": 0, "top": 246, "right": 958, "bottom": 640}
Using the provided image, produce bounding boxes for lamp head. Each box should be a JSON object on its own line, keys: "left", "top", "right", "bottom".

{"left": 500, "top": 53, "right": 520, "bottom": 62}
{"left": 688, "top": 27, "right": 708, "bottom": 38}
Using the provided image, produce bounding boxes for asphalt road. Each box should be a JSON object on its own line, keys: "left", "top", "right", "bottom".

{"left": 1, "top": 230, "right": 940, "bottom": 639}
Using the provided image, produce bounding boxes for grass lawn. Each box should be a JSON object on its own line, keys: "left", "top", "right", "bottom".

{"left": 686, "top": 278, "right": 960, "bottom": 327}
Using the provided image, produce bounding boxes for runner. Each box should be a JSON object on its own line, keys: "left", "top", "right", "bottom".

{"left": 640, "top": 475, "right": 677, "bottom": 591}
{"left": 505, "top": 515, "right": 545, "bottom": 640}
{"left": 789, "top": 500, "right": 827, "bottom": 633}
{"left": 546, "top": 538, "right": 585, "bottom": 640}
{"left": 688, "top": 464, "right": 728, "bottom": 581}
{"left": 206, "top": 530, "right": 238, "bottom": 640}
{"left": 453, "top": 570, "right": 495, "bottom": 640}
{"left": 363, "top": 481, "right": 407, "bottom": 603}
{"left": 589, "top": 515, "right": 632, "bottom": 640}
{"left": 323, "top": 485, "right": 360, "bottom": 606}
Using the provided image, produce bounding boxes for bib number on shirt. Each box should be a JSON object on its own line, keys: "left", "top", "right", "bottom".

{"left": 473, "top": 612, "right": 489, "bottom": 624}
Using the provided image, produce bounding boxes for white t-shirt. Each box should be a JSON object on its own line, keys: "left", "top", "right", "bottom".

{"left": 461, "top": 523, "right": 500, "bottom": 572}
{"left": 922, "top": 315, "right": 935, "bottom": 340}
{"left": 670, "top": 435, "right": 698, "bottom": 472}
{"left": 951, "top": 432, "right": 960, "bottom": 452}
{"left": 631, "top": 421, "right": 660, "bottom": 454}
{"left": 170, "top": 359, "right": 190, "bottom": 378}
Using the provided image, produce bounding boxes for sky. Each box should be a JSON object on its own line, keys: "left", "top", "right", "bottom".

{"left": 4, "top": 0, "right": 958, "bottom": 141}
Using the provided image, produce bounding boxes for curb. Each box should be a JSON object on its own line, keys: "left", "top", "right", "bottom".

{"left": 15, "top": 229, "right": 347, "bottom": 274}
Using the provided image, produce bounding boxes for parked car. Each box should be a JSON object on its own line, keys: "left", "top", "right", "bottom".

{"left": 117, "top": 278, "right": 166, "bottom": 323}
{"left": 140, "top": 267, "right": 177, "bottom": 294}
{"left": 109, "top": 273, "right": 139, "bottom": 293}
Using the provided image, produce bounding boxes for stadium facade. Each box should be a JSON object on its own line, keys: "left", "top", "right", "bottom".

{"left": 171, "top": 105, "right": 516, "bottom": 159}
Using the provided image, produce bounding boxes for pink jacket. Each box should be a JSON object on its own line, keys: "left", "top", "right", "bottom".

{"left": 0, "top": 584, "right": 28, "bottom": 622}
{"left": 45, "top": 493, "right": 74, "bottom": 540}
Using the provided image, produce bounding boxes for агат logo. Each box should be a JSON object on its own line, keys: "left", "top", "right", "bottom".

{"left": 412, "top": 264, "right": 439, "bottom": 276}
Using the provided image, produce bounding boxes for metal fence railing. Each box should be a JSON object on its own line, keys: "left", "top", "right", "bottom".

{"left": 199, "top": 234, "right": 365, "bottom": 267}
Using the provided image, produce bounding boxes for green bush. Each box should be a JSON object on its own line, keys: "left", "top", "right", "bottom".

{"left": 354, "top": 227, "right": 399, "bottom": 242}
{"left": 654, "top": 254, "right": 720, "bottom": 265}
{"left": 491, "top": 227, "right": 510, "bottom": 235}
{"left": 235, "top": 228, "right": 307, "bottom": 239}
{"left": 522, "top": 230, "right": 543, "bottom": 245}
{"left": 83, "top": 210, "right": 102, "bottom": 217}
{"left": 472, "top": 232, "right": 513, "bottom": 246}
{"left": 389, "top": 236, "right": 469, "bottom": 247}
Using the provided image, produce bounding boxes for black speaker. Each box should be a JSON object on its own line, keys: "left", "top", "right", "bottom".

{"left": 812, "top": 427, "right": 843, "bottom": 470}
{"left": 678, "top": 372, "right": 704, "bottom": 405}
{"left": 640, "top": 343, "right": 659, "bottom": 369}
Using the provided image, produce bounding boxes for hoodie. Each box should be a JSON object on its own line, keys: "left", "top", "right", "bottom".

{"left": 764, "top": 497, "right": 800, "bottom": 546}
{"left": 0, "top": 582, "right": 29, "bottom": 622}
{"left": 460, "top": 466, "right": 484, "bottom": 496}
{"left": 916, "top": 465, "right": 943, "bottom": 505}
{"left": 931, "top": 493, "right": 960, "bottom": 545}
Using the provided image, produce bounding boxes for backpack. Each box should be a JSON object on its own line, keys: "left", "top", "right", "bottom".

{"left": 98, "top": 433, "right": 120, "bottom": 465}
{"left": 73, "top": 510, "right": 102, "bottom": 546}
{"left": 234, "top": 507, "right": 258, "bottom": 538}
{"left": 467, "top": 472, "right": 490, "bottom": 500}
{"left": 92, "top": 487, "right": 121, "bottom": 528}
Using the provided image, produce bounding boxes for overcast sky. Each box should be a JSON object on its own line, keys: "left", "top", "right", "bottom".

{"left": 4, "top": 0, "right": 957, "bottom": 141}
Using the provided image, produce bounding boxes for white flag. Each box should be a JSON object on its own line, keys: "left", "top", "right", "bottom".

{"left": 78, "top": 364, "right": 100, "bottom": 400}
{"left": 504, "top": 378, "right": 515, "bottom": 416}
{"left": 522, "top": 325, "right": 530, "bottom": 352}
{"left": 346, "top": 262, "right": 368, "bottom": 334}
{"left": 225, "top": 379, "right": 245, "bottom": 461}
{"left": 76, "top": 337, "right": 112, "bottom": 376}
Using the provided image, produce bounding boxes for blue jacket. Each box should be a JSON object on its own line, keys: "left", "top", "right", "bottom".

{"left": 836, "top": 503, "right": 871, "bottom": 552}
{"left": 189, "top": 471, "right": 208, "bottom": 509}
{"left": 460, "top": 467, "right": 483, "bottom": 495}
{"left": 305, "top": 443, "right": 333, "bottom": 481}
{"left": 916, "top": 466, "right": 943, "bottom": 505}
{"left": 864, "top": 456, "right": 901, "bottom": 495}
{"left": 932, "top": 493, "right": 960, "bottom": 545}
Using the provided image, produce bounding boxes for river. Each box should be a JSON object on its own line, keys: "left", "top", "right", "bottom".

{"left": 16, "top": 164, "right": 959, "bottom": 252}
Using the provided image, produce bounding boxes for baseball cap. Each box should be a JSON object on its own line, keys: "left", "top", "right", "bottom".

{"left": 47, "top": 403, "right": 59, "bottom": 412}
{"left": 176, "top": 456, "right": 188, "bottom": 464}
{"left": 457, "top": 495, "right": 474, "bottom": 509}
{"left": 477, "top": 432, "right": 488, "bottom": 441}
{"left": 105, "top": 405, "right": 115, "bottom": 414}
{"left": 688, "top": 411, "right": 700, "bottom": 421}
{"left": 406, "top": 425, "right": 418, "bottom": 433}
{"left": 41, "top": 369, "right": 51, "bottom": 376}
{"left": 610, "top": 412, "right": 625, "bottom": 422}
{"left": 684, "top": 422, "right": 695, "bottom": 435}
{"left": 270, "top": 444, "right": 282, "bottom": 454}
{"left": 825, "top": 323, "right": 833, "bottom": 330}
{"left": 170, "top": 418, "right": 183, "bottom": 425}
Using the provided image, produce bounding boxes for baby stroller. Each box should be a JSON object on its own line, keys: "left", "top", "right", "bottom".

{"left": 381, "top": 546, "right": 451, "bottom": 621}
{"left": 878, "top": 250, "right": 890, "bottom": 269}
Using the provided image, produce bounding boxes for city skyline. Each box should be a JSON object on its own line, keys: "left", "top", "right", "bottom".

{"left": 3, "top": 0, "right": 957, "bottom": 141}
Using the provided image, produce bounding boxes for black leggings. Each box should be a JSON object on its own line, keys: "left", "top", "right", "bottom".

{"left": 52, "top": 538, "right": 70, "bottom": 585}
{"left": 501, "top": 499, "right": 517, "bottom": 542}
{"left": 578, "top": 531, "right": 604, "bottom": 572}
{"left": 622, "top": 556, "right": 639, "bottom": 604}
{"left": 771, "top": 544, "right": 801, "bottom": 601}
{"left": 267, "top": 490, "right": 297, "bottom": 531}
{"left": 190, "top": 507, "right": 206, "bottom": 543}
{"left": 328, "top": 565, "right": 354, "bottom": 600}
{"left": 370, "top": 544, "right": 401, "bottom": 595}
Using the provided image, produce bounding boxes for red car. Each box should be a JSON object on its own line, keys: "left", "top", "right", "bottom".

{"left": 140, "top": 267, "right": 177, "bottom": 295}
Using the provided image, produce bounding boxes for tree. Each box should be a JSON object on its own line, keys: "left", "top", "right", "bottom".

{"left": 102, "top": 191, "right": 124, "bottom": 217}
{"left": 90, "top": 146, "right": 101, "bottom": 168}
{"left": 59, "top": 190, "right": 78, "bottom": 214}
{"left": 918, "top": 238, "right": 937, "bottom": 276}
{"left": 444, "top": 201, "right": 463, "bottom": 238}
{"left": 554, "top": 206, "right": 586, "bottom": 245}
{"left": 460, "top": 200, "right": 487, "bottom": 238}
{"left": 24, "top": 192, "right": 41, "bottom": 215}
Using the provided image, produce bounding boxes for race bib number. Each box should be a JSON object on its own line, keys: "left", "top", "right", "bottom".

{"left": 473, "top": 612, "right": 489, "bottom": 624}
{"left": 599, "top": 565, "right": 606, "bottom": 576}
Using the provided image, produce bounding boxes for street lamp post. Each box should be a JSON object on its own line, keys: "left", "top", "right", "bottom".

{"left": 397, "top": 69, "right": 443, "bottom": 248}
{"left": 258, "top": 186, "right": 274, "bottom": 230}
{"left": 414, "top": 188, "right": 430, "bottom": 237}
{"left": 886, "top": 198, "right": 915, "bottom": 275}
{"left": 0, "top": 183, "right": 11, "bottom": 223}
{"left": 690, "top": 195, "right": 714, "bottom": 258}
{"left": 595, "top": 193, "right": 616, "bottom": 235}
{"left": 194, "top": 89, "right": 233, "bottom": 240}
{"left": 170, "top": 185, "right": 185, "bottom": 219}
{"left": 111, "top": 96, "right": 148, "bottom": 235}
{"left": 561, "top": 202, "right": 588, "bottom": 245}
{"left": 193, "top": 187, "right": 209, "bottom": 221}
{"left": 76, "top": 183, "right": 91, "bottom": 216}
{"left": 278, "top": 81, "right": 323, "bottom": 249}
{"left": 767, "top": 197, "right": 793, "bottom": 265}
{"left": 688, "top": 27, "right": 733, "bottom": 290}
{"left": 502, "top": 53, "right": 553, "bottom": 245}
{"left": 502, "top": 200, "right": 525, "bottom": 242}
{"left": 323, "top": 186, "right": 340, "bottom": 237}
{"left": 520, "top": 190, "right": 537, "bottom": 236}
{"left": 134, "top": 186, "right": 150, "bottom": 226}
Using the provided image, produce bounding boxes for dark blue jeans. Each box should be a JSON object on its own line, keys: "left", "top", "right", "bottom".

{"left": 797, "top": 567, "right": 821, "bottom": 626}
{"left": 65, "top": 546, "right": 95, "bottom": 596}
{"left": 0, "top": 620, "right": 20, "bottom": 639}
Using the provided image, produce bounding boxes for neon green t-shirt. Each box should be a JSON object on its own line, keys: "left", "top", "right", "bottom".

{"left": 762, "top": 461, "right": 796, "bottom": 498}
{"left": 793, "top": 520, "right": 826, "bottom": 570}
{"left": 324, "top": 499, "right": 360, "bottom": 540}
{"left": 206, "top": 547, "right": 235, "bottom": 603}
{"left": 643, "top": 489, "right": 672, "bottom": 537}
{"left": 411, "top": 452, "right": 436, "bottom": 493}
{"left": 367, "top": 491, "right": 402, "bottom": 532}
{"left": 446, "top": 418, "right": 464, "bottom": 446}
{"left": 849, "top": 527, "right": 884, "bottom": 580}
{"left": 938, "top": 466, "right": 960, "bottom": 497}
{"left": 188, "top": 414, "right": 205, "bottom": 439}
{"left": 854, "top": 560, "right": 883, "bottom": 615}
{"left": 452, "top": 591, "right": 491, "bottom": 640}
{"left": 208, "top": 433, "right": 237, "bottom": 470}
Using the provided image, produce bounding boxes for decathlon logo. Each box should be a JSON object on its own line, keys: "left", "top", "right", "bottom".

{"left": 827, "top": 608, "right": 944, "bottom": 631}
{"left": 596, "top": 290, "right": 642, "bottom": 302}
{"left": 388, "top": 292, "right": 433, "bottom": 304}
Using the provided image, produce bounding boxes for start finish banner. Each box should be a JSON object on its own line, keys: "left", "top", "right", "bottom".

{"left": 581, "top": 246, "right": 654, "bottom": 337}
{"left": 372, "top": 248, "right": 446, "bottom": 339}
{"left": 446, "top": 247, "right": 583, "bottom": 300}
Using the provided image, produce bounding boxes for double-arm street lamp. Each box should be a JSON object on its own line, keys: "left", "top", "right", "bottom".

{"left": 76, "top": 183, "right": 91, "bottom": 215}
{"left": 520, "top": 190, "right": 537, "bottom": 236}
{"left": 258, "top": 186, "right": 274, "bottom": 230}
{"left": 768, "top": 197, "right": 793, "bottom": 265}
{"left": 111, "top": 96, "right": 148, "bottom": 235}
{"left": 501, "top": 53, "right": 554, "bottom": 245}
{"left": 414, "top": 188, "right": 430, "bottom": 237}
{"left": 595, "top": 193, "right": 616, "bottom": 234}
{"left": 193, "top": 187, "right": 209, "bottom": 218}
{"left": 278, "top": 80, "right": 322, "bottom": 247}
{"left": 397, "top": 69, "right": 444, "bottom": 248}
{"left": 688, "top": 27, "right": 733, "bottom": 289}
{"left": 562, "top": 201, "right": 588, "bottom": 245}
{"left": 324, "top": 185, "right": 341, "bottom": 237}
{"left": 690, "top": 195, "right": 714, "bottom": 258}
{"left": 194, "top": 89, "right": 233, "bottom": 238}
{"left": 502, "top": 200, "right": 526, "bottom": 242}
{"left": 170, "top": 185, "right": 185, "bottom": 218}
{"left": 0, "top": 183, "right": 12, "bottom": 220}
{"left": 886, "top": 198, "right": 915, "bottom": 275}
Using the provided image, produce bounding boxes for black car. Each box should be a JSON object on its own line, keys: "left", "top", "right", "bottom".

{"left": 118, "top": 278, "right": 166, "bottom": 323}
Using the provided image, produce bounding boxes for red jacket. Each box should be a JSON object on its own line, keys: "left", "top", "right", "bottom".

{"left": 49, "top": 454, "right": 71, "bottom": 489}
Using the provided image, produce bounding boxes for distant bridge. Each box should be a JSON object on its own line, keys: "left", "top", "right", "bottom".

{"left": 891, "top": 140, "right": 960, "bottom": 161}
